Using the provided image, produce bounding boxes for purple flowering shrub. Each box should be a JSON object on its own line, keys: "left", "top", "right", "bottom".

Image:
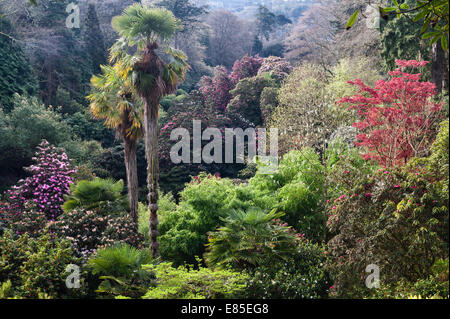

{"left": 4, "top": 140, "right": 77, "bottom": 221}
{"left": 230, "top": 55, "right": 264, "bottom": 85}
{"left": 199, "top": 56, "right": 264, "bottom": 112}
{"left": 199, "top": 66, "right": 234, "bottom": 112}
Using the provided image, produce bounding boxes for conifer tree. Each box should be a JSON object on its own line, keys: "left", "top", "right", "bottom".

{"left": 82, "top": 3, "right": 107, "bottom": 74}
{"left": 0, "top": 18, "right": 38, "bottom": 112}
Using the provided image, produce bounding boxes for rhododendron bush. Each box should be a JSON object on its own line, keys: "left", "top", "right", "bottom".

{"left": 340, "top": 60, "right": 444, "bottom": 167}
{"left": 199, "top": 66, "right": 234, "bottom": 112}
{"left": 3, "top": 140, "right": 77, "bottom": 221}
{"left": 229, "top": 55, "right": 264, "bottom": 85}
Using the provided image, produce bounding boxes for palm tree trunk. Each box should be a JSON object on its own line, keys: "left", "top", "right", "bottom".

{"left": 123, "top": 137, "right": 139, "bottom": 227}
{"left": 144, "top": 98, "right": 160, "bottom": 258}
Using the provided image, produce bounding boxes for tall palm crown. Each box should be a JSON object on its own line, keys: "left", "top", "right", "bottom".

{"left": 88, "top": 63, "right": 143, "bottom": 141}
{"left": 110, "top": 4, "right": 189, "bottom": 100}
{"left": 110, "top": 4, "right": 189, "bottom": 258}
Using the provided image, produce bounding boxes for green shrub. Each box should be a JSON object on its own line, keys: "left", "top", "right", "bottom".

{"left": 205, "top": 208, "right": 298, "bottom": 270}
{"left": 159, "top": 175, "right": 246, "bottom": 265}
{"left": 244, "top": 239, "right": 330, "bottom": 299}
{"left": 160, "top": 149, "right": 330, "bottom": 266}
{"left": 0, "top": 230, "right": 85, "bottom": 298}
{"left": 326, "top": 120, "right": 449, "bottom": 298}
{"left": 142, "top": 261, "right": 248, "bottom": 299}
{"left": 248, "top": 149, "right": 327, "bottom": 242}
{"left": 87, "top": 244, "right": 154, "bottom": 298}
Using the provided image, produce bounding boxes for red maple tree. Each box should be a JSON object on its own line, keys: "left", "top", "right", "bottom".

{"left": 339, "top": 60, "right": 444, "bottom": 167}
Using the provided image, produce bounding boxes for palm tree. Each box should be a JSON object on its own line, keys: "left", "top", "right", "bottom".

{"left": 87, "top": 63, "right": 143, "bottom": 225}
{"left": 205, "top": 208, "right": 298, "bottom": 270}
{"left": 110, "top": 4, "right": 189, "bottom": 257}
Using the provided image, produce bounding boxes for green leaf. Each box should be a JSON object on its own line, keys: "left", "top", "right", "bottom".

{"left": 430, "top": 35, "right": 441, "bottom": 45}
{"left": 422, "top": 31, "right": 441, "bottom": 39}
{"left": 382, "top": 7, "right": 397, "bottom": 12}
{"left": 346, "top": 10, "right": 359, "bottom": 30}
{"left": 413, "top": 10, "right": 428, "bottom": 22}
{"left": 441, "top": 35, "right": 448, "bottom": 51}
{"left": 400, "top": 3, "right": 410, "bottom": 9}
{"left": 420, "top": 18, "right": 431, "bottom": 34}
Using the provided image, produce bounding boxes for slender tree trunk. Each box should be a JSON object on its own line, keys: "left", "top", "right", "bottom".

{"left": 431, "top": 41, "right": 446, "bottom": 93}
{"left": 144, "top": 98, "right": 160, "bottom": 258}
{"left": 123, "top": 137, "right": 139, "bottom": 227}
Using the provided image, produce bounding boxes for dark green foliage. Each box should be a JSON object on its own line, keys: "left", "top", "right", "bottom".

{"left": 82, "top": 3, "right": 107, "bottom": 74}
{"left": 63, "top": 178, "right": 128, "bottom": 214}
{"left": 381, "top": 12, "right": 430, "bottom": 74}
{"left": 227, "top": 75, "right": 277, "bottom": 126}
{"left": 94, "top": 143, "right": 148, "bottom": 192}
{"left": 251, "top": 35, "right": 263, "bottom": 55}
{"left": 205, "top": 208, "right": 299, "bottom": 270}
{"left": 9, "top": 0, "right": 94, "bottom": 106}
{"left": 87, "top": 244, "right": 154, "bottom": 298}
{"left": 368, "top": 258, "right": 449, "bottom": 298}
{"left": 0, "top": 95, "right": 72, "bottom": 191}
{"left": 245, "top": 239, "right": 331, "bottom": 299}
{"left": 54, "top": 87, "right": 84, "bottom": 115}
{"left": 261, "top": 43, "right": 285, "bottom": 58}
{"left": 63, "top": 111, "right": 115, "bottom": 148}
{"left": 0, "top": 230, "right": 86, "bottom": 299}
{"left": 0, "top": 19, "right": 38, "bottom": 113}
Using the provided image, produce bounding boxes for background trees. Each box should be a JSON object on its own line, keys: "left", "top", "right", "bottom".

{"left": 0, "top": 18, "right": 38, "bottom": 113}
{"left": 204, "top": 10, "right": 254, "bottom": 69}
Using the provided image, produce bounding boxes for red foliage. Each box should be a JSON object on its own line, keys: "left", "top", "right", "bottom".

{"left": 339, "top": 60, "right": 444, "bottom": 167}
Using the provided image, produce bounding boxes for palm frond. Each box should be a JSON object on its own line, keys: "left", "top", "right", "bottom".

{"left": 111, "top": 4, "right": 182, "bottom": 45}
